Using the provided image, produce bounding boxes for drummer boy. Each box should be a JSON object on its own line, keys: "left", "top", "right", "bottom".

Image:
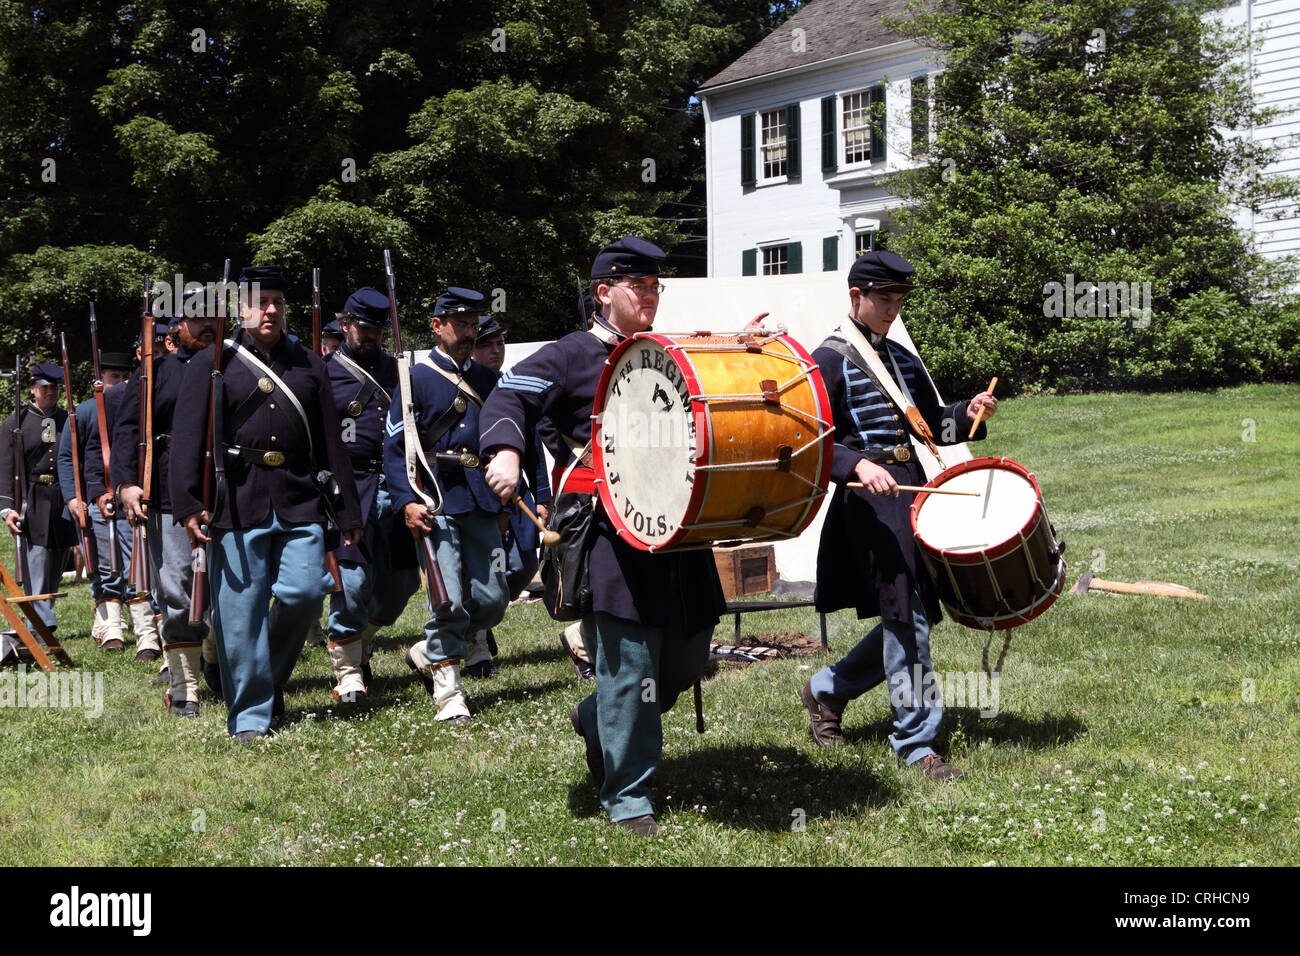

{"left": 796, "top": 250, "right": 997, "bottom": 781}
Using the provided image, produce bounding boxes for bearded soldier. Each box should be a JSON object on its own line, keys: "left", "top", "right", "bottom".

{"left": 320, "top": 287, "right": 419, "bottom": 703}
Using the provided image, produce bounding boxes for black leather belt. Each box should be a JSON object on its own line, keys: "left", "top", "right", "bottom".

{"left": 352, "top": 457, "right": 383, "bottom": 474}
{"left": 435, "top": 450, "right": 482, "bottom": 471}
{"left": 227, "top": 445, "right": 290, "bottom": 468}
{"left": 862, "top": 444, "right": 913, "bottom": 465}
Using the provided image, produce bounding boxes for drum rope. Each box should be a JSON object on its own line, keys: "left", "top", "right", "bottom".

{"left": 982, "top": 628, "right": 1014, "bottom": 677}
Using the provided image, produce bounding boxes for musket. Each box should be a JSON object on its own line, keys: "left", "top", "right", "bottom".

{"left": 128, "top": 275, "right": 153, "bottom": 594}
{"left": 189, "top": 260, "right": 230, "bottom": 625}
{"left": 60, "top": 333, "right": 94, "bottom": 575}
{"left": 312, "top": 266, "right": 344, "bottom": 593}
{"left": 89, "top": 302, "right": 121, "bottom": 574}
{"left": 384, "top": 249, "right": 451, "bottom": 614}
{"left": 10, "top": 355, "right": 28, "bottom": 585}
{"left": 312, "top": 267, "right": 322, "bottom": 355}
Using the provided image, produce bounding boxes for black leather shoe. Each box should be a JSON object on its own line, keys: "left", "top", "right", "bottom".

{"left": 164, "top": 692, "right": 199, "bottom": 717}
{"left": 561, "top": 635, "right": 595, "bottom": 681}
{"left": 233, "top": 730, "right": 266, "bottom": 744}
{"left": 101, "top": 638, "right": 125, "bottom": 652}
{"left": 464, "top": 660, "right": 498, "bottom": 679}
{"left": 134, "top": 647, "right": 161, "bottom": 663}
{"left": 570, "top": 705, "right": 605, "bottom": 786}
{"left": 202, "top": 657, "right": 224, "bottom": 699}
{"left": 616, "top": 815, "right": 659, "bottom": 837}
{"left": 798, "top": 680, "right": 846, "bottom": 746}
{"left": 443, "top": 714, "right": 471, "bottom": 727}
{"left": 335, "top": 689, "right": 366, "bottom": 704}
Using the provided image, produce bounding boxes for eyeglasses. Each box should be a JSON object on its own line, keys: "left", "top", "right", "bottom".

{"left": 615, "top": 280, "right": 665, "bottom": 296}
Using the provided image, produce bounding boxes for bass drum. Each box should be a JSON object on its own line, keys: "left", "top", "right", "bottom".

{"left": 592, "top": 329, "right": 834, "bottom": 552}
{"left": 911, "top": 456, "right": 1066, "bottom": 630}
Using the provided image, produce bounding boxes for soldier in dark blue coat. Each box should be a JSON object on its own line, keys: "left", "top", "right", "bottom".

{"left": 170, "top": 266, "right": 362, "bottom": 741}
{"left": 0, "top": 363, "right": 75, "bottom": 664}
{"left": 797, "top": 251, "right": 998, "bottom": 782}
{"left": 460, "top": 312, "right": 552, "bottom": 679}
{"left": 386, "top": 287, "right": 509, "bottom": 724}
{"left": 61, "top": 351, "right": 162, "bottom": 658}
{"left": 320, "top": 287, "right": 419, "bottom": 703}
{"left": 108, "top": 300, "right": 226, "bottom": 713}
{"left": 481, "top": 237, "right": 726, "bottom": 836}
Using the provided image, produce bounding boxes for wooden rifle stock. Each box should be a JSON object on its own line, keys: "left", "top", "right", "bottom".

{"left": 60, "top": 333, "right": 94, "bottom": 575}
{"left": 10, "top": 355, "right": 27, "bottom": 585}
{"left": 89, "top": 303, "right": 120, "bottom": 575}
{"left": 383, "top": 249, "right": 451, "bottom": 613}
{"left": 128, "top": 275, "right": 153, "bottom": 594}
{"left": 188, "top": 261, "right": 230, "bottom": 625}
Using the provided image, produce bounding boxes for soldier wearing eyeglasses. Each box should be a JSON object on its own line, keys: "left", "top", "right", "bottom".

{"left": 480, "top": 237, "right": 725, "bottom": 837}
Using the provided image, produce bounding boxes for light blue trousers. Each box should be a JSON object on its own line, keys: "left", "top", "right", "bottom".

{"left": 210, "top": 514, "right": 332, "bottom": 735}
{"left": 808, "top": 587, "right": 942, "bottom": 764}
{"left": 573, "top": 612, "right": 712, "bottom": 822}
{"left": 419, "top": 510, "right": 509, "bottom": 665}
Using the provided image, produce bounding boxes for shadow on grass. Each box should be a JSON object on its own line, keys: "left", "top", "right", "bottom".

{"left": 843, "top": 707, "right": 1087, "bottom": 750}
{"left": 567, "top": 744, "right": 898, "bottom": 831}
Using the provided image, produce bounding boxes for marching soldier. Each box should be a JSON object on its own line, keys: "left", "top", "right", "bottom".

{"left": 106, "top": 298, "right": 222, "bottom": 713}
{"left": 0, "top": 363, "right": 76, "bottom": 664}
{"left": 63, "top": 350, "right": 162, "bottom": 659}
{"left": 797, "top": 250, "right": 997, "bottom": 781}
{"left": 481, "top": 237, "right": 726, "bottom": 836}
{"left": 461, "top": 313, "right": 552, "bottom": 679}
{"left": 320, "top": 287, "right": 419, "bottom": 704}
{"left": 386, "top": 287, "right": 509, "bottom": 723}
{"left": 321, "top": 319, "right": 344, "bottom": 356}
{"left": 171, "top": 265, "right": 361, "bottom": 741}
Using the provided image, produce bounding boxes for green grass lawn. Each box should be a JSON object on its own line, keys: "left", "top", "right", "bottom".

{"left": 1, "top": 384, "right": 1297, "bottom": 866}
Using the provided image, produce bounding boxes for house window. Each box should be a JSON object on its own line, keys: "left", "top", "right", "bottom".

{"left": 855, "top": 231, "right": 875, "bottom": 257}
{"left": 762, "top": 245, "right": 789, "bottom": 275}
{"left": 760, "top": 109, "right": 788, "bottom": 182}
{"left": 842, "top": 92, "right": 871, "bottom": 165}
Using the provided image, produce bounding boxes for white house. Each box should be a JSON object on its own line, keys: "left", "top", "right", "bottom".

{"left": 697, "top": 0, "right": 936, "bottom": 279}
{"left": 698, "top": 0, "right": 1300, "bottom": 277}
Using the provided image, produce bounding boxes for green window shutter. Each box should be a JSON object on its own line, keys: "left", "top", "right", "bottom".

{"left": 869, "top": 84, "right": 886, "bottom": 162}
{"left": 787, "top": 241, "right": 802, "bottom": 275}
{"left": 741, "top": 113, "right": 756, "bottom": 187}
{"left": 821, "top": 95, "right": 836, "bottom": 172}
{"left": 822, "top": 235, "right": 838, "bottom": 271}
{"left": 911, "top": 75, "right": 929, "bottom": 155}
{"left": 785, "top": 102, "right": 801, "bottom": 179}
{"left": 742, "top": 248, "right": 757, "bottom": 276}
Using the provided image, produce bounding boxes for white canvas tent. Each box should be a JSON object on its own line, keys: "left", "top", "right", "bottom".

{"left": 495, "top": 273, "right": 975, "bottom": 583}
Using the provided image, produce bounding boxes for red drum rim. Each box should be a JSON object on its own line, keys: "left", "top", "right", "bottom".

{"left": 910, "top": 456, "right": 1047, "bottom": 565}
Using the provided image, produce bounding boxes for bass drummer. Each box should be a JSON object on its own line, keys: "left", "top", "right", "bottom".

{"left": 480, "top": 236, "right": 726, "bottom": 837}
{"left": 797, "top": 250, "right": 997, "bottom": 781}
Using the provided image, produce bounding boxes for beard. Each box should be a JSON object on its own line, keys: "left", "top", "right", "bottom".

{"left": 178, "top": 323, "right": 217, "bottom": 352}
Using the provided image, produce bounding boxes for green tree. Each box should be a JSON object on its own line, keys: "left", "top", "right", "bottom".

{"left": 887, "top": 0, "right": 1300, "bottom": 393}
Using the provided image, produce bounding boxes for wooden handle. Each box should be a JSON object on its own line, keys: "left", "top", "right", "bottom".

{"left": 847, "top": 482, "right": 979, "bottom": 497}
{"left": 968, "top": 375, "right": 998, "bottom": 439}
{"left": 512, "top": 494, "right": 560, "bottom": 547}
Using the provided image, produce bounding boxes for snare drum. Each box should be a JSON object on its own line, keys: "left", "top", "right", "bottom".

{"left": 911, "top": 457, "right": 1066, "bottom": 630}
{"left": 592, "top": 329, "right": 834, "bottom": 552}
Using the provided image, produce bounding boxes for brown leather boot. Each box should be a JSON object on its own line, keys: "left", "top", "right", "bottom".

{"left": 916, "top": 754, "right": 964, "bottom": 782}
{"left": 798, "top": 680, "right": 845, "bottom": 746}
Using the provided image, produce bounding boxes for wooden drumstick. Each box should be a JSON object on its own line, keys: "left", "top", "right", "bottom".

{"left": 968, "top": 376, "right": 998, "bottom": 439}
{"left": 512, "top": 493, "right": 561, "bottom": 547}
{"left": 846, "top": 483, "right": 979, "bottom": 497}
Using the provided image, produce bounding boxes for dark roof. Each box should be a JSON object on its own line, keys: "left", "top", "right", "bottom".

{"left": 699, "top": 0, "right": 916, "bottom": 93}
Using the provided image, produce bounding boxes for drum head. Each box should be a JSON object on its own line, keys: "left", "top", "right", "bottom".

{"left": 914, "top": 462, "right": 1039, "bottom": 554}
{"left": 595, "top": 337, "right": 700, "bottom": 548}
